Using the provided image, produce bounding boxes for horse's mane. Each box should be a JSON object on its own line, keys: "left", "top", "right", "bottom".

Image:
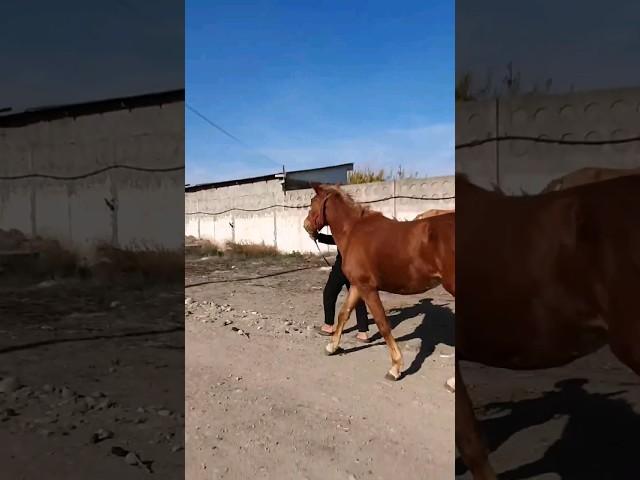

{"left": 323, "top": 185, "right": 380, "bottom": 218}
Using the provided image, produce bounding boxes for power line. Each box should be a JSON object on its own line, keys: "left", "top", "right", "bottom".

{"left": 0, "top": 164, "right": 184, "bottom": 181}
{"left": 186, "top": 103, "right": 283, "bottom": 168}
{"left": 362, "top": 194, "right": 455, "bottom": 204}
{"left": 456, "top": 134, "right": 640, "bottom": 150}
{"left": 184, "top": 194, "right": 455, "bottom": 216}
{"left": 186, "top": 104, "right": 248, "bottom": 146}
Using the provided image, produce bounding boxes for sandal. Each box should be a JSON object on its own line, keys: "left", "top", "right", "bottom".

{"left": 315, "top": 326, "right": 334, "bottom": 336}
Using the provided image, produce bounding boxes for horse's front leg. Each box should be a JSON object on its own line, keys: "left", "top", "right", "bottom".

{"left": 325, "top": 286, "right": 361, "bottom": 355}
{"left": 361, "top": 288, "right": 403, "bottom": 380}
{"left": 456, "top": 361, "right": 496, "bottom": 480}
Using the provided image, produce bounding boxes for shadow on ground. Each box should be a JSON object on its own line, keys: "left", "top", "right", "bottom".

{"left": 340, "top": 298, "right": 455, "bottom": 378}
{"left": 455, "top": 377, "right": 640, "bottom": 479}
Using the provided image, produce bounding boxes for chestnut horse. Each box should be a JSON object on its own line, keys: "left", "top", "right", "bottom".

{"left": 456, "top": 173, "right": 640, "bottom": 480}
{"left": 303, "top": 183, "right": 455, "bottom": 380}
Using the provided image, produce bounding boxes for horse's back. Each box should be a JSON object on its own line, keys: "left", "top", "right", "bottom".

{"left": 343, "top": 212, "right": 454, "bottom": 294}
{"left": 414, "top": 209, "right": 453, "bottom": 220}
{"left": 541, "top": 166, "right": 640, "bottom": 193}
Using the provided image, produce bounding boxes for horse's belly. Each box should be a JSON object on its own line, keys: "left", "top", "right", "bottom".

{"left": 379, "top": 276, "right": 442, "bottom": 295}
{"left": 374, "top": 263, "right": 442, "bottom": 295}
{"left": 458, "top": 315, "right": 609, "bottom": 370}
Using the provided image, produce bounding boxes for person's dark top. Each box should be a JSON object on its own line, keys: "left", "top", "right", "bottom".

{"left": 315, "top": 233, "right": 335, "bottom": 246}
{"left": 315, "top": 232, "right": 341, "bottom": 261}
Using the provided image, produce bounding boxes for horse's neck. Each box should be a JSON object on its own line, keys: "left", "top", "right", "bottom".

{"left": 326, "top": 198, "right": 360, "bottom": 251}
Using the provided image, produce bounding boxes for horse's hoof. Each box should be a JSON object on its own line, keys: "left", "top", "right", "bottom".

{"left": 445, "top": 377, "right": 456, "bottom": 393}
{"left": 385, "top": 372, "right": 400, "bottom": 381}
{"left": 325, "top": 344, "right": 338, "bottom": 356}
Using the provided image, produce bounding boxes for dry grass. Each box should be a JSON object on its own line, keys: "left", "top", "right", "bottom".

{"left": 0, "top": 229, "right": 80, "bottom": 278}
{"left": 186, "top": 237, "right": 311, "bottom": 259}
{"left": 348, "top": 168, "right": 387, "bottom": 184}
{"left": 185, "top": 237, "right": 300, "bottom": 259}
{"left": 224, "top": 241, "right": 279, "bottom": 258}
{"left": 348, "top": 165, "right": 421, "bottom": 184}
{"left": 1, "top": 228, "right": 310, "bottom": 284}
{"left": 34, "top": 240, "right": 80, "bottom": 277}
{"left": 93, "top": 243, "right": 183, "bottom": 283}
{"left": 185, "top": 238, "right": 222, "bottom": 258}
{"left": 0, "top": 230, "right": 186, "bottom": 283}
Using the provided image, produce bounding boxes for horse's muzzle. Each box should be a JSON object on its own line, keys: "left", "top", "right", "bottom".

{"left": 303, "top": 218, "right": 315, "bottom": 235}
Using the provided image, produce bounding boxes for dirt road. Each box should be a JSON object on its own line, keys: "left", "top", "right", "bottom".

{"left": 4, "top": 253, "right": 633, "bottom": 479}
{"left": 457, "top": 351, "right": 640, "bottom": 480}
{"left": 185, "top": 255, "right": 455, "bottom": 480}
{"left": 0, "top": 279, "right": 184, "bottom": 479}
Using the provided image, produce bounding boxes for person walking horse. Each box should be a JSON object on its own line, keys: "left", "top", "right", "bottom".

{"left": 303, "top": 183, "right": 455, "bottom": 381}
{"left": 311, "top": 230, "right": 370, "bottom": 343}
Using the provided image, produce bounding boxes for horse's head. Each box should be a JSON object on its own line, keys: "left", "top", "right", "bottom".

{"left": 303, "top": 183, "right": 334, "bottom": 236}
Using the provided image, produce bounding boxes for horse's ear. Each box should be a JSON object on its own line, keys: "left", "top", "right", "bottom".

{"left": 310, "top": 182, "right": 323, "bottom": 194}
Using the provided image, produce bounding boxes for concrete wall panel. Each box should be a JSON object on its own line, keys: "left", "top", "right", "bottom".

{"left": 186, "top": 176, "right": 456, "bottom": 254}
{"left": 457, "top": 87, "right": 640, "bottom": 193}
{"left": 0, "top": 101, "right": 184, "bottom": 254}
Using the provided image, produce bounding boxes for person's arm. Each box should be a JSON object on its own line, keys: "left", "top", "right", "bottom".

{"left": 315, "top": 232, "right": 336, "bottom": 245}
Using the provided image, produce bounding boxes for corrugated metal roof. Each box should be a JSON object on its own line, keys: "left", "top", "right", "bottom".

{"left": 0, "top": 89, "right": 184, "bottom": 127}
{"left": 185, "top": 162, "right": 354, "bottom": 192}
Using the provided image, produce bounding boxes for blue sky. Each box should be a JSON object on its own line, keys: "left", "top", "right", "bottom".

{"left": 457, "top": 0, "right": 640, "bottom": 94}
{"left": 0, "top": 1, "right": 183, "bottom": 112}
{"left": 186, "top": 0, "right": 454, "bottom": 184}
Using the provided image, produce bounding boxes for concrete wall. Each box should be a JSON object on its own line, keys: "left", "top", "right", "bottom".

{"left": 185, "top": 175, "right": 455, "bottom": 254}
{"left": 0, "top": 102, "right": 184, "bottom": 254}
{"left": 456, "top": 87, "right": 640, "bottom": 193}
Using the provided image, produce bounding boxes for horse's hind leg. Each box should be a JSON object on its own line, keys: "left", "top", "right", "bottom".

{"left": 608, "top": 283, "right": 640, "bottom": 376}
{"left": 611, "top": 335, "right": 640, "bottom": 376}
{"left": 325, "top": 286, "right": 361, "bottom": 355}
{"left": 609, "top": 312, "right": 640, "bottom": 376}
{"left": 361, "top": 289, "right": 403, "bottom": 380}
{"left": 456, "top": 361, "right": 496, "bottom": 480}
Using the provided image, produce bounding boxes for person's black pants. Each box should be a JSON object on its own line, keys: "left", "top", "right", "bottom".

{"left": 323, "top": 255, "right": 369, "bottom": 332}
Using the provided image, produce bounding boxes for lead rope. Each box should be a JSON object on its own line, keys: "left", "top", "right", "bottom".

{"left": 314, "top": 239, "right": 332, "bottom": 267}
